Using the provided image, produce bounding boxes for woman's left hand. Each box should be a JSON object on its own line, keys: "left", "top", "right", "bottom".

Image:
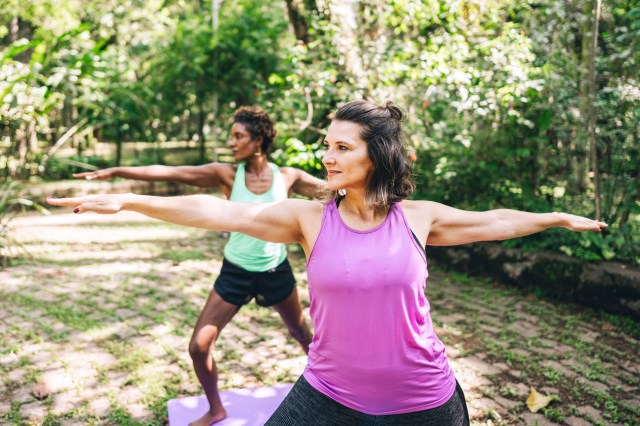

{"left": 46, "top": 195, "right": 128, "bottom": 214}
{"left": 558, "top": 213, "right": 608, "bottom": 232}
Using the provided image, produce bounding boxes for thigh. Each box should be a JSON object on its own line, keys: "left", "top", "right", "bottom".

{"left": 191, "top": 289, "right": 240, "bottom": 344}
{"left": 266, "top": 375, "right": 366, "bottom": 425}
{"left": 271, "top": 286, "right": 306, "bottom": 330}
{"left": 255, "top": 258, "right": 296, "bottom": 307}
{"left": 375, "top": 381, "right": 469, "bottom": 426}
{"left": 213, "top": 258, "right": 256, "bottom": 306}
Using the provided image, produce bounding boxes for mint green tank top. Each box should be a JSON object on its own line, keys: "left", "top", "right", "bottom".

{"left": 223, "top": 162, "right": 288, "bottom": 271}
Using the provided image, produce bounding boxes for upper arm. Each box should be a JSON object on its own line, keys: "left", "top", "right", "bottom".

{"left": 173, "top": 163, "right": 228, "bottom": 187}
{"left": 218, "top": 198, "right": 318, "bottom": 245}
{"left": 425, "top": 202, "right": 499, "bottom": 246}
{"left": 286, "top": 168, "right": 325, "bottom": 198}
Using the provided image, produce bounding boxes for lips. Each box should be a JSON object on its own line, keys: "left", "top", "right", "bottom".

{"left": 327, "top": 170, "right": 341, "bottom": 177}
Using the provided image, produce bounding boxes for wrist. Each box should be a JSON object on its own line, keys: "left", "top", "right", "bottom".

{"left": 550, "top": 212, "right": 568, "bottom": 228}
{"left": 120, "top": 193, "right": 138, "bottom": 212}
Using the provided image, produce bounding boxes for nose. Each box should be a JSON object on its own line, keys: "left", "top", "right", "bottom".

{"left": 322, "top": 149, "right": 335, "bottom": 166}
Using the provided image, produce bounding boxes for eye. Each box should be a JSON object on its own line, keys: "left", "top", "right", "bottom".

{"left": 337, "top": 145, "right": 348, "bottom": 151}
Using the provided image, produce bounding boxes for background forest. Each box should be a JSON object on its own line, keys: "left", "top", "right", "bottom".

{"left": 1, "top": 0, "right": 638, "bottom": 265}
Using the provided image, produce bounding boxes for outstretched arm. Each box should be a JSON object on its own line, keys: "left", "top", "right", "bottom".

{"left": 284, "top": 167, "right": 326, "bottom": 198}
{"left": 46, "top": 194, "right": 306, "bottom": 244}
{"left": 73, "top": 163, "right": 227, "bottom": 188}
{"left": 425, "top": 202, "right": 607, "bottom": 246}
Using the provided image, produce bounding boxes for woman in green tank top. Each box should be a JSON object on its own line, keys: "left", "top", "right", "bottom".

{"left": 73, "top": 107, "right": 323, "bottom": 426}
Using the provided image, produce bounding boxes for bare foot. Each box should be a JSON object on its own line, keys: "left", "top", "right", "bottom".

{"left": 188, "top": 408, "right": 227, "bottom": 426}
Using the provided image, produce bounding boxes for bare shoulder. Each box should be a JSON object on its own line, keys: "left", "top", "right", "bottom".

{"left": 286, "top": 198, "right": 324, "bottom": 218}
{"left": 398, "top": 200, "right": 440, "bottom": 244}
{"left": 278, "top": 166, "right": 300, "bottom": 176}
{"left": 399, "top": 199, "right": 439, "bottom": 215}
{"left": 200, "top": 162, "right": 235, "bottom": 175}
{"left": 285, "top": 199, "right": 325, "bottom": 256}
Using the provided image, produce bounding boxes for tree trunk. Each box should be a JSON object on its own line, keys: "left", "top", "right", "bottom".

{"left": 586, "top": 0, "right": 602, "bottom": 221}
{"left": 116, "top": 127, "right": 123, "bottom": 166}
{"left": 285, "top": 0, "right": 311, "bottom": 43}
{"left": 198, "top": 94, "right": 206, "bottom": 163}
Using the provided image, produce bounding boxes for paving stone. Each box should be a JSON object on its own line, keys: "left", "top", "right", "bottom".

{"left": 494, "top": 395, "right": 519, "bottom": 409}
{"left": 503, "top": 381, "right": 530, "bottom": 398}
{"left": 19, "top": 401, "right": 47, "bottom": 422}
{"left": 577, "top": 405, "right": 606, "bottom": 424}
{"left": 510, "top": 322, "right": 540, "bottom": 339}
{"left": 51, "top": 390, "right": 83, "bottom": 415}
{"left": 89, "top": 397, "right": 111, "bottom": 417}
{"left": 508, "top": 370, "right": 523, "bottom": 378}
{"left": 577, "top": 377, "right": 609, "bottom": 393}
{"left": 8, "top": 368, "right": 25, "bottom": 382}
{"left": 564, "top": 416, "right": 594, "bottom": 426}
{"left": 576, "top": 328, "right": 600, "bottom": 343}
{"left": 12, "top": 386, "right": 34, "bottom": 403}
{"left": 0, "top": 400, "right": 10, "bottom": 417}
{"left": 621, "top": 398, "right": 640, "bottom": 409}
{"left": 540, "top": 359, "right": 578, "bottom": 378}
{"left": 117, "top": 387, "right": 144, "bottom": 405}
{"left": 458, "top": 356, "right": 503, "bottom": 375}
{"left": 511, "top": 348, "right": 530, "bottom": 357}
{"left": 531, "top": 346, "right": 557, "bottom": 356}
{"left": 520, "top": 412, "right": 559, "bottom": 425}
{"left": 40, "top": 368, "right": 74, "bottom": 393}
{"left": 127, "top": 403, "right": 152, "bottom": 420}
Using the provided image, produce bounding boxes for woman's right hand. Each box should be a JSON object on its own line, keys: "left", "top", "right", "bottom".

{"left": 46, "top": 194, "right": 129, "bottom": 214}
{"left": 73, "top": 168, "right": 116, "bottom": 180}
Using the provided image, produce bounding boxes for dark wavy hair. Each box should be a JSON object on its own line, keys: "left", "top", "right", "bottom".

{"left": 330, "top": 100, "right": 415, "bottom": 208}
{"left": 233, "top": 106, "right": 277, "bottom": 153}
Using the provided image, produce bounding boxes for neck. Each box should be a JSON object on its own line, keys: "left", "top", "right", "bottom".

{"left": 339, "top": 189, "right": 386, "bottom": 221}
{"left": 244, "top": 155, "right": 269, "bottom": 175}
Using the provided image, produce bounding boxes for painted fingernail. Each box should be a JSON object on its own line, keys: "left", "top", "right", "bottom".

{"left": 73, "top": 208, "right": 79, "bottom": 213}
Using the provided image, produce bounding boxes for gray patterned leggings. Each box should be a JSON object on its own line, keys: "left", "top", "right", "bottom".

{"left": 266, "top": 375, "right": 470, "bottom": 425}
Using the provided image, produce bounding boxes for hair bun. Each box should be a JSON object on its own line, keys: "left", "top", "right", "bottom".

{"left": 383, "top": 101, "right": 404, "bottom": 121}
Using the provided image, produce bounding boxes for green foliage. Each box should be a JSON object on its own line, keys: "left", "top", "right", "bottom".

{"left": 1, "top": 0, "right": 638, "bottom": 264}
{"left": 0, "top": 180, "right": 48, "bottom": 267}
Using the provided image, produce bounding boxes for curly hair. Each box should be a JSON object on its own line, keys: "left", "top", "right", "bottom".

{"left": 232, "top": 106, "right": 277, "bottom": 154}
{"left": 331, "top": 100, "right": 415, "bottom": 209}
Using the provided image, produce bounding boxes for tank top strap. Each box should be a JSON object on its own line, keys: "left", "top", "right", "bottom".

{"left": 388, "top": 203, "right": 427, "bottom": 262}
{"left": 229, "top": 162, "right": 246, "bottom": 198}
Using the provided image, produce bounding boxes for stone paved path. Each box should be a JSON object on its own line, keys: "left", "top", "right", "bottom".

{"left": 1, "top": 211, "right": 638, "bottom": 425}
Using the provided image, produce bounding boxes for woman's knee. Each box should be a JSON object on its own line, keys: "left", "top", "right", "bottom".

{"left": 189, "top": 329, "right": 218, "bottom": 359}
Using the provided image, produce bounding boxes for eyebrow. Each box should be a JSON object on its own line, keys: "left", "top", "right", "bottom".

{"left": 323, "top": 139, "right": 354, "bottom": 146}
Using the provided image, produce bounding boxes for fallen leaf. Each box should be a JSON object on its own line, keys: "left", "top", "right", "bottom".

{"left": 526, "top": 386, "right": 553, "bottom": 413}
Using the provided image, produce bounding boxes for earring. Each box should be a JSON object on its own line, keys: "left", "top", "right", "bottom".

{"left": 338, "top": 189, "right": 346, "bottom": 196}
{"left": 254, "top": 148, "right": 262, "bottom": 156}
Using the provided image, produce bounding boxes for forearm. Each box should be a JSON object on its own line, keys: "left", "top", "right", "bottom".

{"left": 111, "top": 165, "right": 179, "bottom": 182}
{"left": 491, "top": 209, "right": 567, "bottom": 240}
{"left": 121, "top": 193, "right": 232, "bottom": 231}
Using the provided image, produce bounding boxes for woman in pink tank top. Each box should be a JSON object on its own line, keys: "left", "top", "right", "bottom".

{"left": 49, "top": 101, "right": 607, "bottom": 425}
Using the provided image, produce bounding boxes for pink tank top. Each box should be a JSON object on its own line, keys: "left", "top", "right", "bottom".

{"left": 303, "top": 201, "right": 456, "bottom": 415}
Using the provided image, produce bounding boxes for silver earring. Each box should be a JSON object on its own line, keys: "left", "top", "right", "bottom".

{"left": 338, "top": 189, "right": 346, "bottom": 196}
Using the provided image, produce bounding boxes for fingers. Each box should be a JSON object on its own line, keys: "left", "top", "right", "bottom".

{"left": 72, "top": 172, "right": 92, "bottom": 179}
{"left": 46, "top": 197, "right": 83, "bottom": 208}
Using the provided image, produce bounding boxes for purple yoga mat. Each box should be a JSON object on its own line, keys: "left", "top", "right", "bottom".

{"left": 167, "top": 384, "right": 294, "bottom": 426}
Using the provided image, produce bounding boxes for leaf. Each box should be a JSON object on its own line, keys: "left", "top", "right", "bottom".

{"left": 538, "top": 109, "right": 552, "bottom": 132}
{"left": 526, "top": 386, "right": 553, "bottom": 413}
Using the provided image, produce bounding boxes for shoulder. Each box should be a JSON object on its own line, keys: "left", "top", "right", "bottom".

{"left": 398, "top": 199, "right": 445, "bottom": 225}
{"left": 200, "top": 162, "right": 236, "bottom": 177}
{"left": 278, "top": 166, "right": 301, "bottom": 177}
{"left": 285, "top": 198, "right": 324, "bottom": 215}
{"left": 398, "top": 199, "right": 439, "bottom": 214}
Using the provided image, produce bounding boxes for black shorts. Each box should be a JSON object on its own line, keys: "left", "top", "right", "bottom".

{"left": 213, "top": 258, "right": 296, "bottom": 307}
